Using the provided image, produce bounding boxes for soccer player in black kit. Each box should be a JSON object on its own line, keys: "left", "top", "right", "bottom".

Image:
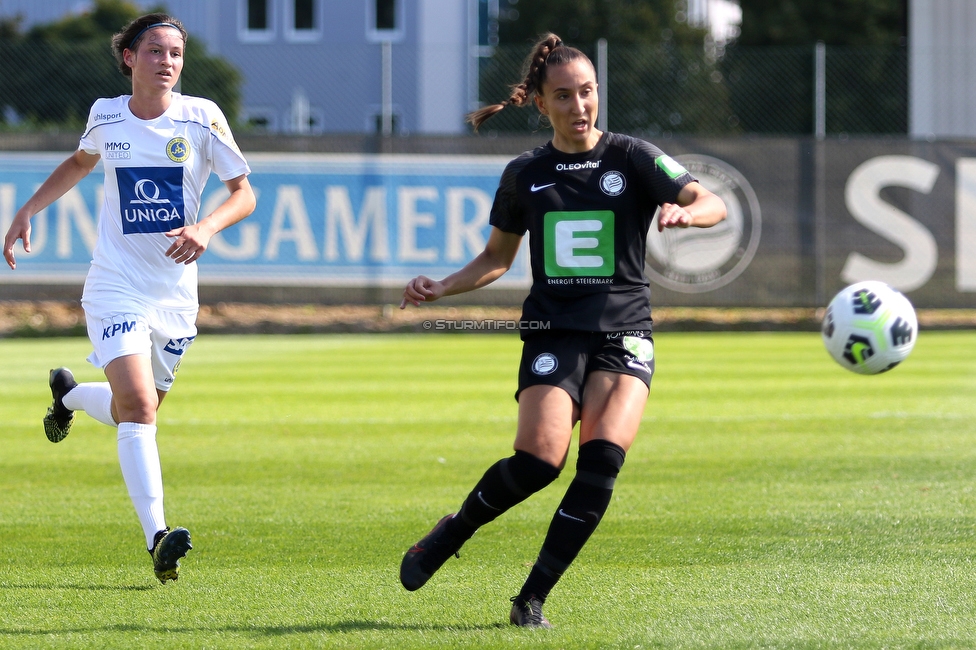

{"left": 399, "top": 33, "right": 727, "bottom": 628}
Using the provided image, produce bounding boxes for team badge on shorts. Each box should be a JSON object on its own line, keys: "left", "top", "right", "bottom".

{"left": 531, "top": 352, "right": 558, "bottom": 376}
{"left": 623, "top": 336, "right": 654, "bottom": 374}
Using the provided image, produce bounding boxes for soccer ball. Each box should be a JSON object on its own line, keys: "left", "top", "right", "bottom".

{"left": 821, "top": 281, "right": 917, "bottom": 375}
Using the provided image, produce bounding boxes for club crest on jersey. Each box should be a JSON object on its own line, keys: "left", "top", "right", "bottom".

{"left": 116, "top": 167, "right": 186, "bottom": 234}
{"left": 166, "top": 137, "right": 190, "bottom": 163}
{"left": 600, "top": 171, "right": 626, "bottom": 196}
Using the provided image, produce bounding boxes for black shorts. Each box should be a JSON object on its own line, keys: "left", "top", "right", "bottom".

{"left": 516, "top": 329, "right": 655, "bottom": 404}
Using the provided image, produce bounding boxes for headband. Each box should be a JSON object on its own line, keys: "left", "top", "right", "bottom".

{"left": 128, "top": 22, "right": 182, "bottom": 50}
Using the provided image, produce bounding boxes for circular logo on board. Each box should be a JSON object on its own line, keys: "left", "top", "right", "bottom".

{"left": 645, "top": 155, "right": 761, "bottom": 293}
{"left": 600, "top": 170, "right": 626, "bottom": 196}
{"left": 166, "top": 137, "right": 190, "bottom": 163}
{"left": 531, "top": 352, "right": 558, "bottom": 376}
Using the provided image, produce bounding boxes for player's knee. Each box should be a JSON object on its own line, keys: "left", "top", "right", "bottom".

{"left": 576, "top": 439, "right": 626, "bottom": 482}
{"left": 111, "top": 392, "right": 158, "bottom": 425}
{"left": 507, "top": 450, "right": 562, "bottom": 494}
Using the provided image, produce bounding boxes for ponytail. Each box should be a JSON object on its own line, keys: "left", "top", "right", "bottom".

{"left": 466, "top": 33, "right": 591, "bottom": 132}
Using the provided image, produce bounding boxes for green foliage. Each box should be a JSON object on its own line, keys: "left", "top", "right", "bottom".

{"left": 0, "top": 14, "right": 23, "bottom": 40}
{"left": 720, "top": 0, "right": 907, "bottom": 134}
{"left": 738, "top": 0, "right": 906, "bottom": 46}
{"left": 25, "top": 0, "right": 158, "bottom": 42}
{"left": 498, "top": 0, "right": 708, "bottom": 47}
{"left": 180, "top": 39, "right": 242, "bottom": 120}
{"left": 2, "top": 331, "right": 976, "bottom": 647}
{"left": 482, "top": 0, "right": 906, "bottom": 136}
{"left": 0, "top": 0, "right": 243, "bottom": 128}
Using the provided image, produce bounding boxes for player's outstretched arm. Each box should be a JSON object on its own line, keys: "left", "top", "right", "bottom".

{"left": 400, "top": 227, "right": 522, "bottom": 308}
{"left": 165, "top": 174, "right": 256, "bottom": 265}
{"left": 657, "top": 181, "right": 727, "bottom": 232}
{"left": 3, "top": 150, "right": 100, "bottom": 269}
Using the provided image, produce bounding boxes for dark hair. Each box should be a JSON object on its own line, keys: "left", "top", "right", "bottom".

{"left": 111, "top": 13, "right": 187, "bottom": 77}
{"left": 466, "top": 32, "right": 593, "bottom": 132}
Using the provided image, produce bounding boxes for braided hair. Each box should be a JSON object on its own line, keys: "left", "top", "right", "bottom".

{"left": 466, "top": 33, "right": 594, "bottom": 131}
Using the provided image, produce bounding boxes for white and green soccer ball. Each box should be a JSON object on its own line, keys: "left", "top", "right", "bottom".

{"left": 821, "top": 281, "right": 918, "bottom": 375}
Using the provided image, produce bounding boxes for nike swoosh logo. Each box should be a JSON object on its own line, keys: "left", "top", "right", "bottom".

{"left": 477, "top": 491, "right": 501, "bottom": 511}
{"left": 530, "top": 183, "right": 555, "bottom": 192}
{"left": 557, "top": 509, "right": 586, "bottom": 523}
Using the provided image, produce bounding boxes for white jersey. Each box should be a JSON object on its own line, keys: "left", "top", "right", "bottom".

{"left": 78, "top": 93, "right": 250, "bottom": 311}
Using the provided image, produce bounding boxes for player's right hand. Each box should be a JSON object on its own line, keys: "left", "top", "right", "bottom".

{"left": 400, "top": 275, "right": 443, "bottom": 308}
{"left": 3, "top": 213, "right": 32, "bottom": 270}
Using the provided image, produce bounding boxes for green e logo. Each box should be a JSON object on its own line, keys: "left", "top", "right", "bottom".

{"left": 543, "top": 211, "right": 615, "bottom": 277}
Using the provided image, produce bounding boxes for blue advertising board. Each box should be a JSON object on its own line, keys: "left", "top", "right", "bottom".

{"left": 0, "top": 153, "right": 530, "bottom": 288}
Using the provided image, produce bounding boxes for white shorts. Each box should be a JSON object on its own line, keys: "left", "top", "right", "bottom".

{"left": 83, "top": 294, "right": 198, "bottom": 392}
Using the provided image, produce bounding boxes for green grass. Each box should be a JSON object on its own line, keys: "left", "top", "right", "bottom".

{"left": 1, "top": 331, "right": 975, "bottom": 648}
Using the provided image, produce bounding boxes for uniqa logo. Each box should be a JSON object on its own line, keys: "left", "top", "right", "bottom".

{"left": 644, "top": 155, "right": 761, "bottom": 293}
{"left": 124, "top": 179, "right": 181, "bottom": 222}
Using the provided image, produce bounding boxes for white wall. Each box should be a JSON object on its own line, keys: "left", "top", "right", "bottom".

{"left": 416, "top": 0, "right": 468, "bottom": 134}
{"left": 910, "top": 0, "right": 976, "bottom": 138}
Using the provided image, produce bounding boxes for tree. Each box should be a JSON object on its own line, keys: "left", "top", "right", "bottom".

{"left": 26, "top": 0, "right": 146, "bottom": 42}
{"left": 721, "top": 0, "right": 907, "bottom": 134}
{"left": 736, "top": 0, "right": 907, "bottom": 46}
{"left": 497, "top": 0, "right": 708, "bottom": 47}
{"left": 480, "top": 0, "right": 725, "bottom": 135}
{"left": 0, "top": 0, "right": 242, "bottom": 128}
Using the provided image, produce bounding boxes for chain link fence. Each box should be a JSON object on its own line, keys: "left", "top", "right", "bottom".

{"left": 0, "top": 37, "right": 240, "bottom": 133}
{"left": 477, "top": 43, "right": 907, "bottom": 137}
{"left": 0, "top": 37, "right": 907, "bottom": 137}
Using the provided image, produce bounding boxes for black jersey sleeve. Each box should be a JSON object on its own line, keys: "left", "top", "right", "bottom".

{"left": 627, "top": 136, "right": 696, "bottom": 206}
{"left": 488, "top": 151, "right": 535, "bottom": 235}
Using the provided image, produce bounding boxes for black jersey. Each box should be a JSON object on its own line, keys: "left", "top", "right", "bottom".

{"left": 489, "top": 132, "right": 695, "bottom": 332}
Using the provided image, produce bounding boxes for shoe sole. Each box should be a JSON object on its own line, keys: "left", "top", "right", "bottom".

{"left": 153, "top": 527, "right": 192, "bottom": 584}
{"left": 44, "top": 368, "right": 76, "bottom": 443}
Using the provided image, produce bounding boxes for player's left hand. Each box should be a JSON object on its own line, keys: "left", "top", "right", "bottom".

{"left": 165, "top": 224, "right": 211, "bottom": 264}
{"left": 657, "top": 202, "right": 693, "bottom": 231}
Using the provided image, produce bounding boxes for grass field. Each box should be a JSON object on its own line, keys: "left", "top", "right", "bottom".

{"left": 1, "top": 330, "right": 975, "bottom": 649}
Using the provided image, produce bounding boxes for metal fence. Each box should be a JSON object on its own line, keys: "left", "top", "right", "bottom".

{"left": 0, "top": 38, "right": 908, "bottom": 137}
{"left": 477, "top": 43, "right": 908, "bottom": 137}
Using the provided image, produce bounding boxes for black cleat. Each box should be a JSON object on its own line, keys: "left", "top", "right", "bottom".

{"left": 43, "top": 367, "right": 77, "bottom": 443}
{"left": 399, "top": 513, "right": 463, "bottom": 591}
{"left": 510, "top": 594, "right": 552, "bottom": 629}
{"left": 149, "top": 527, "right": 192, "bottom": 584}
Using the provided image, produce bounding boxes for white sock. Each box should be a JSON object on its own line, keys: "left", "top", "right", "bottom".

{"left": 62, "top": 383, "right": 117, "bottom": 427}
{"left": 117, "top": 422, "right": 166, "bottom": 549}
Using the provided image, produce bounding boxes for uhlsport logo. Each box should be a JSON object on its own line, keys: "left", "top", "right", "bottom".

{"left": 166, "top": 137, "right": 190, "bottom": 163}
{"left": 117, "top": 167, "right": 186, "bottom": 234}
{"left": 531, "top": 352, "right": 558, "bottom": 376}
{"left": 645, "top": 155, "right": 761, "bottom": 293}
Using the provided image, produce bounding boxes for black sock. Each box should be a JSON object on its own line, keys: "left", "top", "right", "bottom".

{"left": 519, "top": 439, "right": 626, "bottom": 603}
{"left": 446, "top": 450, "right": 561, "bottom": 541}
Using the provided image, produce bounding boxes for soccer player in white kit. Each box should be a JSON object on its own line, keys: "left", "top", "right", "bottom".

{"left": 2, "top": 13, "right": 256, "bottom": 583}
